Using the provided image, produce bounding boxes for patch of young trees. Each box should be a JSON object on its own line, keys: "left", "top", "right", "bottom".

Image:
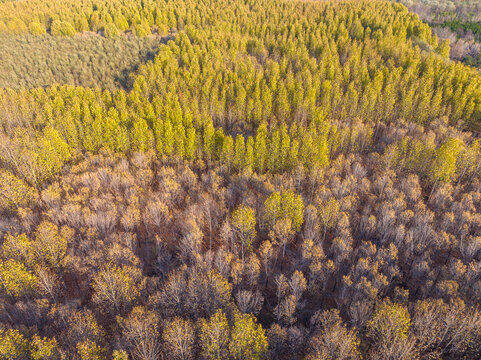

{"left": 0, "top": 34, "right": 163, "bottom": 90}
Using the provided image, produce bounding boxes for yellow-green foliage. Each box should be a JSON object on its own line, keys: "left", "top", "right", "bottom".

{"left": 264, "top": 191, "right": 304, "bottom": 232}
{"left": 111, "top": 350, "right": 129, "bottom": 360}
{"left": 28, "top": 21, "right": 45, "bottom": 35}
{"left": 77, "top": 339, "right": 106, "bottom": 360}
{"left": 229, "top": 312, "right": 268, "bottom": 360}
{"left": 367, "top": 301, "right": 412, "bottom": 343}
{"left": 0, "top": 329, "right": 29, "bottom": 360}
{"left": 30, "top": 335, "right": 60, "bottom": 360}
{"left": 2, "top": 233, "right": 34, "bottom": 266}
{"left": 0, "top": 0, "right": 480, "bottom": 186}
{"left": 50, "top": 20, "right": 75, "bottom": 37}
{"left": 231, "top": 205, "right": 257, "bottom": 260}
{"left": 0, "top": 259, "right": 37, "bottom": 298}
{"left": 103, "top": 23, "right": 118, "bottom": 38}
{"left": 34, "top": 221, "right": 72, "bottom": 269}
{"left": 0, "top": 169, "right": 37, "bottom": 212}
{"left": 430, "top": 137, "right": 464, "bottom": 183}
{"left": 198, "top": 309, "right": 230, "bottom": 360}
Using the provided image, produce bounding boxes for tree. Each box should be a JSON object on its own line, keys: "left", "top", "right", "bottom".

{"left": 367, "top": 301, "right": 413, "bottom": 357}
{"left": 35, "top": 265, "right": 60, "bottom": 302}
{"left": 254, "top": 123, "right": 268, "bottom": 172}
{"left": 0, "top": 259, "right": 37, "bottom": 299}
{"left": 274, "top": 294, "right": 297, "bottom": 326}
{"left": 269, "top": 218, "right": 294, "bottom": 259}
{"left": 0, "top": 170, "right": 36, "bottom": 213}
{"left": 162, "top": 317, "right": 195, "bottom": 360}
{"left": 118, "top": 307, "right": 161, "bottom": 360}
{"left": 30, "top": 335, "right": 61, "bottom": 360}
{"left": 289, "top": 271, "right": 307, "bottom": 300}
{"left": 92, "top": 264, "right": 143, "bottom": 314}
{"left": 28, "top": 22, "right": 46, "bottom": 35}
{"left": 228, "top": 312, "right": 268, "bottom": 360}
{"left": 7, "top": 18, "right": 27, "bottom": 35}
{"left": 77, "top": 340, "right": 106, "bottom": 360}
{"left": 259, "top": 240, "right": 273, "bottom": 283}
{"left": 201, "top": 193, "right": 222, "bottom": 252}
{"left": 112, "top": 350, "right": 129, "bottom": 360}
{"left": 236, "top": 290, "right": 263, "bottom": 315}
{"left": 51, "top": 20, "right": 76, "bottom": 36}
{"left": 264, "top": 191, "right": 304, "bottom": 232}
{"left": 231, "top": 205, "right": 257, "bottom": 263}
{"left": 104, "top": 23, "right": 119, "bottom": 38}
{"left": 198, "top": 309, "right": 230, "bottom": 360}
{"left": 34, "top": 221, "right": 72, "bottom": 270}
{"left": 134, "top": 22, "right": 151, "bottom": 37}
{"left": 437, "top": 39, "right": 450, "bottom": 58}
{"left": 0, "top": 329, "right": 29, "bottom": 360}
{"left": 2, "top": 233, "right": 33, "bottom": 266}
{"left": 317, "top": 197, "right": 340, "bottom": 241}
{"left": 131, "top": 117, "right": 154, "bottom": 152}
{"left": 234, "top": 134, "right": 245, "bottom": 171}
{"left": 185, "top": 128, "right": 197, "bottom": 160}
{"left": 244, "top": 136, "right": 254, "bottom": 170}
{"left": 429, "top": 138, "right": 463, "bottom": 200}
{"left": 307, "top": 309, "right": 360, "bottom": 360}
{"left": 67, "top": 310, "right": 104, "bottom": 350}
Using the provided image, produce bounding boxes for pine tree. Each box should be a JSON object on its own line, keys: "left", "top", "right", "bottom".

{"left": 131, "top": 117, "right": 153, "bottom": 153}
{"left": 254, "top": 123, "right": 268, "bottom": 173}
{"left": 185, "top": 127, "right": 197, "bottom": 160}
{"left": 245, "top": 136, "right": 255, "bottom": 170}
{"left": 234, "top": 134, "right": 245, "bottom": 172}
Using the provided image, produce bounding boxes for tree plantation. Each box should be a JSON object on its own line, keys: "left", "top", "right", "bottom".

{"left": 0, "top": 0, "right": 481, "bottom": 359}
{"left": 0, "top": 35, "right": 165, "bottom": 90}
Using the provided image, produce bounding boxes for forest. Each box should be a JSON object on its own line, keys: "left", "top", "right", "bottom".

{"left": 0, "top": 0, "right": 481, "bottom": 359}
{"left": 396, "top": 0, "right": 481, "bottom": 68}
{"left": 0, "top": 35, "right": 165, "bottom": 91}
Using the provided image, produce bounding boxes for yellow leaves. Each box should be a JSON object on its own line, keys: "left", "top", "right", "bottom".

{"left": 264, "top": 190, "right": 304, "bottom": 232}
{"left": 2, "top": 221, "right": 71, "bottom": 268}
{"left": 231, "top": 205, "right": 257, "bottom": 259}
{"left": 0, "top": 259, "right": 37, "bottom": 298}
{"left": 431, "top": 137, "right": 464, "bottom": 184}
{"left": 2, "top": 233, "right": 33, "bottom": 266}
{"left": 112, "top": 350, "right": 129, "bottom": 360}
{"left": 229, "top": 312, "right": 268, "bottom": 360}
{"left": 36, "top": 126, "right": 72, "bottom": 184}
{"left": 34, "top": 221, "right": 71, "bottom": 269}
{"left": 77, "top": 339, "right": 106, "bottom": 360}
{"left": 0, "top": 329, "right": 29, "bottom": 360}
{"left": 30, "top": 335, "right": 59, "bottom": 360}
{"left": 207, "top": 270, "right": 232, "bottom": 306}
{"left": 162, "top": 317, "right": 195, "bottom": 360}
{"left": 0, "top": 169, "right": 37, "bottom": 212}
{"left": 50, "top": 20, "right": 76, "bottom": 36}
{"left": 367, "top": 301, "right": 412, "bottom": 344}
{"left": 6, "top": 18, "right": 28, "bottom": 35}
{"left": 198, "top": 309, "right": 230, "bottom": 360}
{"left": 28, "top": 21, "right": 46, "bottom": 35}
{"left": 197, "top": 309, "right": 268, "bottom": 360}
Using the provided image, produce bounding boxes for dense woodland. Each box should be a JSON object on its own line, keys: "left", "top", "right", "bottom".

{"left": 0, "top": 35, "right": 165, "bottom": 91}
{"left": 396, "top": 0, "right": 481, "bottom": 68}
{"left": 1, "top": 0, "right": 481, "bottom": 359}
